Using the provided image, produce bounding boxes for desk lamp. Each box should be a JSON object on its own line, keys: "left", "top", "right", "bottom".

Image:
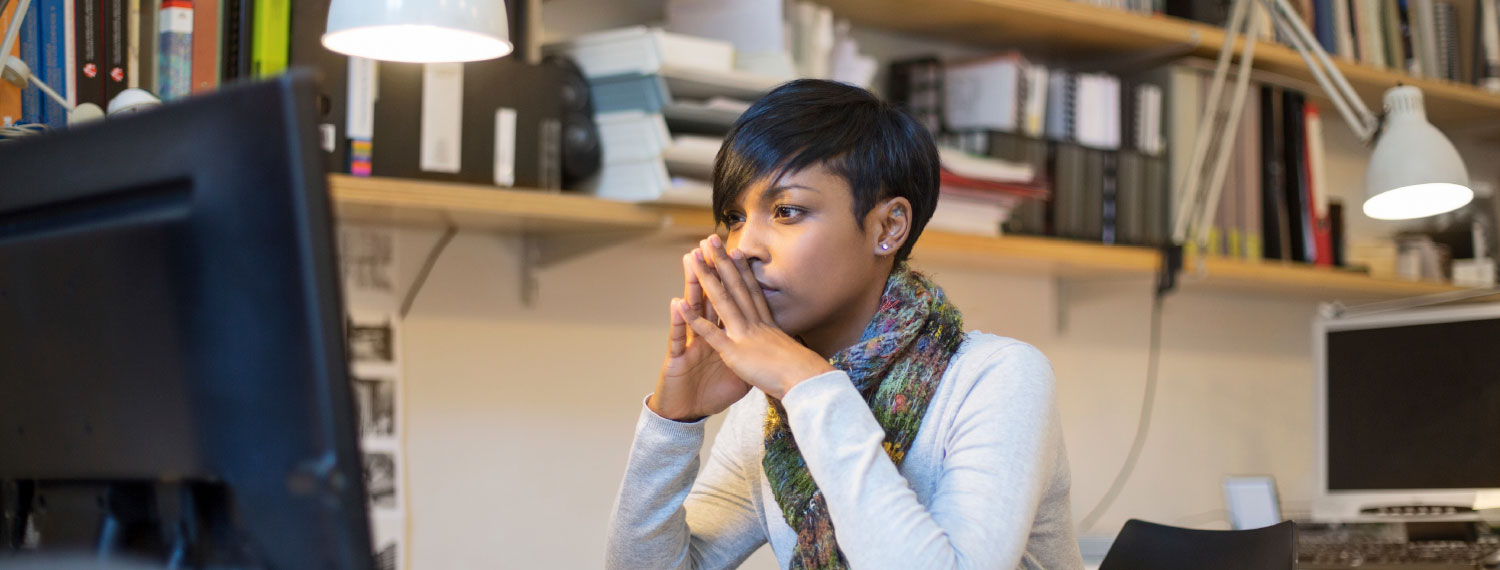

{"left": 1173, "top": 0, "right": 1474, "bottom": 256}
{"left": 323, "top": 0, "right": 514, "bottom": 63}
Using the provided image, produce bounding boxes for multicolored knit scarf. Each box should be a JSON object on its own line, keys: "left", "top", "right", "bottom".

{"left": 762, "top": 262, "right": 966, "bottom": 569}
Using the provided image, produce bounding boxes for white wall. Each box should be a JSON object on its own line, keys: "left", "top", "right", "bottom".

{"left": 377, "top": 3, "right": 1500, "bottom": 568}
{"left": 387, "top": 227, "right": 1330, "bottom": 569}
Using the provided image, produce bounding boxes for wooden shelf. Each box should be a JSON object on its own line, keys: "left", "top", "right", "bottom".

{"left": 1185, "top": 256, "right": 1463, "bottom": 299}
{"left": 329, "top": 175, "right": 663, "bottom": 234}
{"left": 327, "top": 176, "right": 1465, "bottom": 301}
{"left": 817, "top": 0, "right": 1500, "bottom": 132}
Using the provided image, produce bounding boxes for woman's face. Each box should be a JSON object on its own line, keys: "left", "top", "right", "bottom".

{"left": 720, "top": 164, "right": 902, "bottom": 340}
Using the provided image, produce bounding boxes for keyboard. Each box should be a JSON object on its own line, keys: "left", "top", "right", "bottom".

{"left": 1298, "top": 538, "right": 1500, "bottom": 569}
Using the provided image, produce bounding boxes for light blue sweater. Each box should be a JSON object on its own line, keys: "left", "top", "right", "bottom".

{"left": 606, "top": 332, "right": 1085, "bottom": 570}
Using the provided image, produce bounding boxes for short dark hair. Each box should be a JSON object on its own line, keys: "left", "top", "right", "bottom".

{"left": 711, "top": 79, "right": 940, "bottom": 265}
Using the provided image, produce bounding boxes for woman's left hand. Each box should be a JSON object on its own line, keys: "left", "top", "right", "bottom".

{"left": 680, "top": 234, "right": 836, "bottom": 400}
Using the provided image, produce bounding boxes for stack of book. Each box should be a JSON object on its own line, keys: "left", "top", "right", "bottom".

{"left": 892, "top": 52, "right": 1173, "bottom": 246}
{"left": 932, "top": 147, "right": 1045, "bottom": 237}
{"left": 546, "top": 26, "right": 784, "bottom": 205}
{"left": 1092, "top": 0, "right": 1500, "bottom": 90}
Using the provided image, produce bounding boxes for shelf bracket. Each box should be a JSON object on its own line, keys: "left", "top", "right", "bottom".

{"left": 519, "top": 229, "right": 655, "bottom": 308}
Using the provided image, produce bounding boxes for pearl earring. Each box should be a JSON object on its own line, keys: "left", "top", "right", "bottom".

{"left": 880, "top": 243, "right": 890, "bottom": 251}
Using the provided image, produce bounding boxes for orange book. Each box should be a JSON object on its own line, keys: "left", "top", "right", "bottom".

{"left": 191, "top": 0, "right": 218, "bottom": 93}
{"left": 0, "top": 0, "right": 22, "bottom": 126}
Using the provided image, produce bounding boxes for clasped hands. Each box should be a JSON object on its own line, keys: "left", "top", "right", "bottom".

{"left": 649, "top": 234, "right": 835, "bottom": 422}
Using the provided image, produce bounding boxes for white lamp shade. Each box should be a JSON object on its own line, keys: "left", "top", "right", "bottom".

{"left": 1363, "top": 86, "right": 1472, "bottom": 220}
{"left": 323, "top": 0, "right": 513, "bottom": 63}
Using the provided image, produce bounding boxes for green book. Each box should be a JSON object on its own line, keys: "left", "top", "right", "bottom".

{"left": 250, "top": 0, "right": 288, "bottom": 77}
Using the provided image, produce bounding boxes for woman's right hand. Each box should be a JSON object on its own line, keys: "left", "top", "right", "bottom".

{"left": 649, "top": 248, "right": 753, "bottom": 422}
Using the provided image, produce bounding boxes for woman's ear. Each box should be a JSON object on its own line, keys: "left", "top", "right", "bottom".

{"left": 872, "top": 197, "right": 913, "bottom": 257}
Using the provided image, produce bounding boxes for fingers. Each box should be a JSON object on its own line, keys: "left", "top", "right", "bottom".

{"left": 691, "top": 241, "right": 746, "bottom": 330}
{"left": 686, "top": 314, "right": 730, "bottom": 351}
{"left": 667, "top": 298, "right": 687, "bottom": 357}
{"left": 684, "top": 252, "right": 721, "bottom": 326}
{"left": 702, "top": 235, "right": 760, "bottom": 325}
{"left": 727, "top": 245, "right": 774, "bottom": 323}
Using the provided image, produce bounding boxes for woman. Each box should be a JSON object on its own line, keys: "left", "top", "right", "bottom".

{"left": 606, "top": 79, "right": 1084, "bottom": 570}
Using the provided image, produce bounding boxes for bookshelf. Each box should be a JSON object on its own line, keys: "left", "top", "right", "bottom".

{"left": 328, "top": 175, "right": 1467, "bottom": 301}
{"left": 816, "top": 0, "right": 1500, "bottom": 130}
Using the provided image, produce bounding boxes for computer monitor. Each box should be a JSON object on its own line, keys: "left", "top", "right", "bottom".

{"left": 0, "top": 72, "right": 372, "bottom": 568}
{"left": 1313, "top": 303, "right": 1500, "bottom": 521}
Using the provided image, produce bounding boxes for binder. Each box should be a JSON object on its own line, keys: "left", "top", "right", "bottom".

{"left": 371, "top": 59, "right": 565, "bottom": 189}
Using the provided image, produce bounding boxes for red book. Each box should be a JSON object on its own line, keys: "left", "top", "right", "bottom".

{"left": 939, "top": 169, "right": 1050, "bottom": 200}
{"left": 1304, "top": 103, "right": 1334, "bottom": 266}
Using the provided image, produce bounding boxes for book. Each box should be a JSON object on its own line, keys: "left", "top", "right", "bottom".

{"left": 1261, "top": 84, "right": 1292, "bottom": 260}
{"left": 547, "top": 26, "right": 735, "bottom": 79}
{"left": 39, "top": 0, "right": 68, "bottom": 129}
{"left": 1238, "top": 85, "right": 1263, "bottom": 260}
{"left": 73, "top": 0, "right": 104, "bottom": 109}
{"left": 157, "top": 0, "right": 190, "bottom": 99}
{"left": 1481, "top": 0, "right": 1500, "bottom": 90}
{"left": 938, "top": 146, "right": 1036, "bottom": 184}
{"left": 135, "top": 0, "right": 155, "bottom": 93}
{"left": 1115, "top": 150, "right": 1145, "bottom": 244}
{"left": 1304, "top": 103, "right": 1333, "bottom": 266}
{"left": 20, "top": 1, "right": 41, "bottom": 124}
{"left": 944, "top": 52, "right": 1025, "bottom": 132}
{"left": 661, "top": 134, "right": 719, "bottom": 179}
{"left": 886, "top": 57, "right": 943, "bottom": 134}
{"left": 249, "top": 0, "right": 287, "bottom": 77}
{"left": 104, "top": 0, "right": 128, "bottom": 104}
{"left": 220, "top": 0, "right": 250, "bottom": 82}
{"left": 191, "top": 0, "right": 216, "bottom": 92}
{"left": 1335, "top": 0, "right": 1357, "bottom": 59}
{"left": 1282, "top": 90, "right": 1312, "bottom": 263}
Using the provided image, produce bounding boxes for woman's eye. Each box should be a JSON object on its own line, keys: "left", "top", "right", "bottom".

{"left": 774, "top": 206, "right": 803, "bottom": 220}
{"left": 723, "top": 212, "right": 745, "bottom": 225}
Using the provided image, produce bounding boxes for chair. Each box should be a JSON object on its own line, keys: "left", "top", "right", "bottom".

{"left": 1098, "top": 518, "right": 1297, "bottom": 570}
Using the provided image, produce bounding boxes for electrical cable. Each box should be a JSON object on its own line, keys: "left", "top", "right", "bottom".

{"left": 399, "top": 226, "right": 457, "bottom": 318}
{"left": 1078, "top": 286, "right": 1166, "bottom": 532}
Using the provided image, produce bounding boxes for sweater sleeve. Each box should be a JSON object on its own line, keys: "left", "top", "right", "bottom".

{"left": 779, "top": 342, "right": 1065, "bottom": 570}
{"left": 604, "top": 395, "right": 768, "bottom": 570}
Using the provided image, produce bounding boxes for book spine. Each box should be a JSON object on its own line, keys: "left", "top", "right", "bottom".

{"left": 20, "top": 2, "right": 42, "bottom": 124}
{"left": 1282, "top": 91, "right": 1312, "bottom": 263}
{"left": 1315, "top": 0, "right": 1339, "bottom": 52}
{"left": 74, "top": 0, "right": 103, "bottom": 108}
{"left": 104, "top": 0, "right": 126, "bottom": 104}
{"left": 1305, "top": 103, "right": 1333, "bottom": 266}
{"left": 125, "top": 0, "right": 135, "bottom": 87}
{"left": 1482, "top": 0, "right": 1500, "bottom": 90}
{"left": 39, "top": 0, "right": 68, "bottom": 128}
{"left": 156, "top": 0, "right": 189, "bottom": 99}
{"left": 1102, "top": 152, "right": 1119, "bottom": 245}
{"left": 135, "top": 0, "right": 154, "bottom": 93}
{"left": 1335, "top": 0, "right": 1357, "bottom": 58}
{"left": 190, "top": 0, "right": 215, "bottom": 92}
{"left": 249, "top": 0, "right": 286, "bottom": 77}
{"left": 1261, "top": 84, "right": 1290, "bottom": 261}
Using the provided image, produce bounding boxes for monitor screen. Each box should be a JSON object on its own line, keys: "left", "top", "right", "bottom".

{"left": 1325, "top": 314, "right": 1500, "bottom": 491}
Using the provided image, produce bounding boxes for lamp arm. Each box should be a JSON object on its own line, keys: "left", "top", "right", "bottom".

{"left": 1262, "top": 0, "right": 1379, "bottom": 140}
{"left": 1174, "top": 0, "right": 1387, "bottom": 250}
{"left": 0, "top": 0, "right": 32, "bottom": 78}
{"left": 1171, "top": 0, "right": 1258, "bottom": 246}
{"left": 1192, "top": 11, "right": 1263, "bottom": 250}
